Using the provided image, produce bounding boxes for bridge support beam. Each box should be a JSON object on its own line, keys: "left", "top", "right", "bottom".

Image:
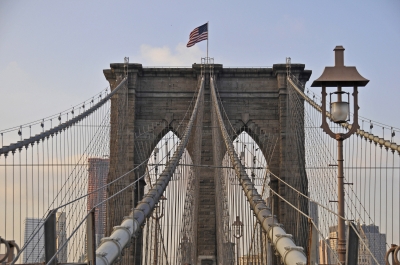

{"left": 87, "top": 210, "right": 96, "bottom": 265}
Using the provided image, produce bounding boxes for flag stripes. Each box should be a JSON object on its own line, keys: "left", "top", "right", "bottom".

{"left": 186, "top": 23, "right": 208, "bottom": 47}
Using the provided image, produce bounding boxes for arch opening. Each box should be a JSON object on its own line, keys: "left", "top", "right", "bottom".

{"left": 141, "top": 130, "right": 196, "bottom": 265}
{"left": 218, "top": 131, "right": 271, "bottom": 264}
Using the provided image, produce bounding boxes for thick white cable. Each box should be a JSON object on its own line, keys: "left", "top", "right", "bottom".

{"left": 210, "top": 76, "right": 307, "bottom": 265}
{"left": 93, "top": 77, "right": 204, "bottom": 265}
{"left": 287, "top": 76, "right": 400, "bottom": 153}
{"left": 0, "top": 78, "right": 127, "bottom": 156}
{"left": 287, "top": 75, "right": 384, "bottom": 265}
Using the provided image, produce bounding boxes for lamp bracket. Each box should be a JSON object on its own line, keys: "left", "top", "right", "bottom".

{"left": 321, "top": 86, "right": 360, "bottom": 140}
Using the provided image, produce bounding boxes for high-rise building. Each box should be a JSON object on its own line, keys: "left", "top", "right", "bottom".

{"left": 87, "top": 158, "right": 109, "bottom": 247}
{"left": 357, "top": 224, "right": 386, "bottom": 265}
{"left": 23, "top": 218, "right": 45, "bottom": 263}
{"left": 23, "top": 212, "right": 67, "bottom": 263}
{"left": 320, "top": 223, "right": 386, "bottom": 265}
{"left": 56, "top": 212, "right": 68, "bottom": 262}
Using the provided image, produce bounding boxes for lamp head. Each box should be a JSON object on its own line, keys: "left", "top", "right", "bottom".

{"left": 232, "top": 216, "right": 243, "bottom": 238}
{"left": 311, "top": 46, "right": 368, "bottom": 139}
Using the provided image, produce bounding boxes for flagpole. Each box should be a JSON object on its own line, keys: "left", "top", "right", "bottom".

{"left": 207, "top": 21, "right": 209, "bottom": 63}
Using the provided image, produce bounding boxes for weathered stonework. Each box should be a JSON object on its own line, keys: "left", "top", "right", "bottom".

{"left": 104, "top": 63, "right": 311, "bottom": 264}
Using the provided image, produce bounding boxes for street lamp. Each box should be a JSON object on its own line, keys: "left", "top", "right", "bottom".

{"left": 311, "top": 46, "right": 369, "bottom": 265}
{"left": 232, "top": 216, "right": 243, "bottom": 265}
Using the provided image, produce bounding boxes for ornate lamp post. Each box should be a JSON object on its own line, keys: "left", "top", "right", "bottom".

{"left": 311, "top": 46, "right": 369, "bottom": 264}
{"left": 232, "top": 216, "right": 243, "bottom": 265}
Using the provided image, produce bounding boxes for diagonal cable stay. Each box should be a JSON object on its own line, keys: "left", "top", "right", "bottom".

{"left": 92, "top": 77, "right": 204, "bottom": 265}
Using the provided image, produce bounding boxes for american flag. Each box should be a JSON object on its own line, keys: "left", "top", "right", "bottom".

{"left": 186, "top": 23, "right": 208, "bottom": 47}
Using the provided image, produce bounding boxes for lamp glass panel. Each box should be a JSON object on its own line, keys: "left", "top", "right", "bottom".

{"left": 331, "top": 102, "right": 349, "bottom": 123}
{"left": 235, "top": 227, "right": 240, "bottom": 236}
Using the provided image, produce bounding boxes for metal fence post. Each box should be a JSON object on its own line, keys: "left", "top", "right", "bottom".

{"left": 346, "top": 221, "right": 359, "bottom": 265}
{"left": 45, "top": 210, "right": 57, "bottom": 265}
{"left": 308, "top": 219, "right": 318, "bottom": 265}
{"left": 87, "top": 210, "right": 96, "bottom": 265}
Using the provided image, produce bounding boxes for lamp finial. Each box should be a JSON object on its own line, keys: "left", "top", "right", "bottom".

{"left": 334, "top": 46, "right": 345, "bottom": 67}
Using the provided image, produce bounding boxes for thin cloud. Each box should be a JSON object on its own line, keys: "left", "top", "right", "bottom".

{"left": 139, "top": 43, "right": 204, "bottom": 66}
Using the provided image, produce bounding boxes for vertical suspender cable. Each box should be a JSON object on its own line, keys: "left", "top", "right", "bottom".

{"left": 210, "top": 76, "right": 307, "bottom": 265}
{"left": 94, "top": 77, "right": 204, "bottom": 265}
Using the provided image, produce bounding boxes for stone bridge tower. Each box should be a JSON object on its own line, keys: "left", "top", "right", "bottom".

{"left": 104, "top": 62, "right": 311, "bottom": 264}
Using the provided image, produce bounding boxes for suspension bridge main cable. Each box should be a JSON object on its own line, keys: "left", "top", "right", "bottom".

{"left": 287, "top": 75, "right": 400, "bottom": 154}
{"left": 287, "top": 72, "right": 398, "bottom": 262}
{"left": 0, "top": 78, "right": 127, "bottom": 156}
{"left": 92, "top": 76, "right": 205, "bottom": 265}
{"left": 210, "top": 75, "right": 307, "bottom": 265}
{"left": 42, "top": 74, "right": 201, "bottom": 265}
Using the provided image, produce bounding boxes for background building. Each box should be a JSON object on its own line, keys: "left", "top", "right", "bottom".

{"left": 23, "top": 212, "right": 67, "bottom": 263}
{"left": 358, "top": 224, "right": 386, "bottom": 265}
{"left": 319, "top": 238, "right": 333, "bottom": 265}
{"left": 319, "top": 223, "right": 386, "bottom": 265}
{"left": 23, "top": 218, "right": 45, "bottom": 263}
{"left": 87, "top": 157, "right": 109, "bottom": 247}
{"left": 56, "top": 212, "right": 67, "bottom": 262}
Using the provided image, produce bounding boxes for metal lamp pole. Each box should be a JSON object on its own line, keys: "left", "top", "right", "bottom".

{"left": 311, "top": 46, "right": 369, "bottom": 265}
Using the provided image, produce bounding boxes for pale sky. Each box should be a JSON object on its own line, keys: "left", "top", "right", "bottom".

{"left": 1, "top": 0, "right": 399, "bottom": 132}
{"left": 0, "top": 1, "right": 399, "bottom": 258}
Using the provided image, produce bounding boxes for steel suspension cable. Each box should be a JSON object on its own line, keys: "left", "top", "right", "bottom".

{"left": 93, "top": 77, "right": 204, "bottom": 265}
{"left": 210, "top": 75, "right": 307, "bottom": 265}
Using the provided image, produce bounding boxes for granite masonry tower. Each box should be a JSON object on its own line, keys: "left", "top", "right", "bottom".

{"left": 103, "top": 62, "right": 311, "bottom": 264}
